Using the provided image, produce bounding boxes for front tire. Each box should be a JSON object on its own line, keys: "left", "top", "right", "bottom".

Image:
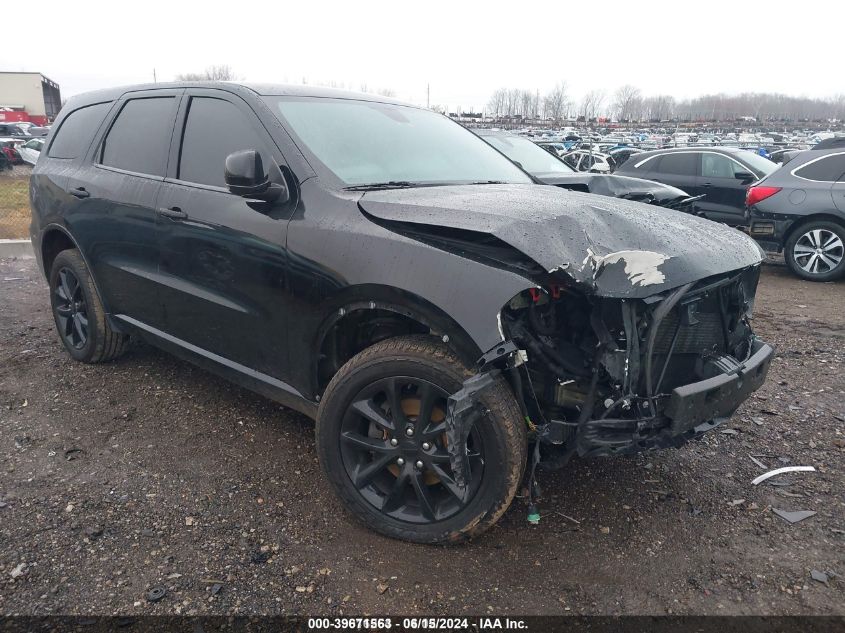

{"left": 784, "top": 220, "right": 845, "bottom": 281}
{"left": 316, "top": 335, "right": 526, "bottom": 544}
{"left": 49, "top": 249, "right": 129, "bottom": 363}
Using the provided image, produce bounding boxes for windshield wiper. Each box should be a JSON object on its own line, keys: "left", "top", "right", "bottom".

{"left": 344, "top": 181, "right": 420, "bottom": 191}
{"left": 469, "top": 180, "right": 507, "bottom": 185}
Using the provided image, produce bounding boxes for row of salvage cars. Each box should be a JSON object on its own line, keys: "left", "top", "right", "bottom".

{"left": 476, "top": 129, "right": 844, "bottom": 282}
{"left": 30, "top": 83, "right": 778, "bottom": 543}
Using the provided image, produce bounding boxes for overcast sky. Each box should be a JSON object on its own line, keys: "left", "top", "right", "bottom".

{"left": 4, "top": 0, "right": 838, "bottom": 110}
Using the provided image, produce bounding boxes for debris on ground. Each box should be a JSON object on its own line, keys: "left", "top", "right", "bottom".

{"left": 772, "top": 509, "right": 817, "bottom": 524}
{"left": 752, "top": 466, "right": 816, "bottom": 486}
{"left": 145, "top": 586, "right": 166, "bottom": 602}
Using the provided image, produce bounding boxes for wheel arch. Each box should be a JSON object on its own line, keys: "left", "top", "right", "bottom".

{"left": 313, "top": 284, "right": 484, "bottom": 397}
{"left": 781, "top": 212, "right": 845, "bottom": 248}
{"left": 39, "top": 224, "right": 113, "bottom": 316}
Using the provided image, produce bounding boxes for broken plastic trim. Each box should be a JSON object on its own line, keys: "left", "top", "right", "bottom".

{"left": 444, "top": 369, "right": 501, "bottom": 488}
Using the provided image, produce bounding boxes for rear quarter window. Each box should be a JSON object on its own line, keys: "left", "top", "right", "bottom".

{"left": 47, "top": 102, "right": 111, "bottom": 159}
{"left": 793, "top": 154, "right": 845, "bottom": 182}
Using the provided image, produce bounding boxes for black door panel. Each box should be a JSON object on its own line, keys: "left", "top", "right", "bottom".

{"left": 156, "top": 92, "right": 294, "bottom": 378}
{"left": 62, "top": 92, "right": 181, "bottom": 327}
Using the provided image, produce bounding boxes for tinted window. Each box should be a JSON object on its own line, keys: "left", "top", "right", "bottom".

{"left": 794, "top": 154, "right": 845, "bottom": 182}
{"left": 179, "top": 97, "right": 267, "bottom": 187}
{"left": 657, "top": 152, "right": 698, "bottom": 176}
{"left": 101, "top": 97, "right": 175, "bottom": 176}
{"left": 269, "top": 98, "right": 531, "bottom": 186}
{"left": 701, "top": 153, "right": 738, "bottom": 179}
{"left": 47, "top": 102, "right": 110, "bottom": 159}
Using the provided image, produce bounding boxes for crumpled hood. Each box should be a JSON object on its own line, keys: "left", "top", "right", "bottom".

{"left": 538, "top": 173, "right": 689, "bottom": 201}
{"left": 359, "top": 184, "right": 764, "bottom": 298}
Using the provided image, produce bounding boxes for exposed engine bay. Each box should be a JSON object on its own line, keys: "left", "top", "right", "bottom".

{"left": 492, "top": 265, "right": 772, "bottom": 468}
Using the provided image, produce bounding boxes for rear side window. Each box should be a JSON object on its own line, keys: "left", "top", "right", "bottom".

{"left": 657, "top": 153, "right": 698, "bottom": 176}
{"left": 701, "top": 153, "right": 738, "bottom": 178}
{"left": 100, "top": 97, "right": 176, "bottom": 176}
{"left": 794, "top": 154, "right": 845, "bottom": 182}
{"left": 178, "top": 97, "right": 267, "bottom": 187}
{"left": 47, "top": 102, "right": 111, "bottom": 159}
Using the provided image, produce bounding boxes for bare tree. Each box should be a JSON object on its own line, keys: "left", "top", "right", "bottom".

{"left": 613, "top": 85, "right": 642, "bottom": 122}
{"left": 176, "top": 65, "right": 236, "bottom": 81}
{"left": 579, "top": 90, "right": 605, "bottom": 121}
{"left": 543, "top": 81, "right": 570, "bottom": 121}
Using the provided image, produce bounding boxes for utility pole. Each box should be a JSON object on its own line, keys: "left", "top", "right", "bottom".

{"left": 426, "top": 83, "right": 430, "bottom": 109}
{"left": 153, "top": 68, "right": 157, "bottom": 83}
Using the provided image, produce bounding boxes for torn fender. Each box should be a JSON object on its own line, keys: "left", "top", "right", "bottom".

{"left": 358, "top": 184, "right": 764, "bottom": 298}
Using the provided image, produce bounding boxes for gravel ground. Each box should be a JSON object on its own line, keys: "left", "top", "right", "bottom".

{"left": 0, "top": 256, "right": 843, "bottom": 616}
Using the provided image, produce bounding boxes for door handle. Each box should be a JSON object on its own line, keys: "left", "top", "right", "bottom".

{"left": 701, "top": 182, "right": 713, "bottom": 188}
{"left": 157, "top": 206, "right": 187, "bottom": 220}
{"left": 69, "top": 187, "right": 90, "bottom": 199}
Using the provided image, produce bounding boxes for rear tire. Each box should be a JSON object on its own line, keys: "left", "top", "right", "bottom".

{"left": 316, "top": 335, "right": 526, "bottom": 544}
{"left": 49, "top": 249, "right": 129, "bottom": 363}
{"left": 784, "top": 220, "right": 845, "bottom": 281}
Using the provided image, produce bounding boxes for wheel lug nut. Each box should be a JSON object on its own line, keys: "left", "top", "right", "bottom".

{"left": 405, "top": 427, "right": 414, "bottom": 437}
{"left": 396, "top": 457, "right": 405, "bottom": 466}
{"left": 422, "top": 442, "right": 431, "bottom": 450}
{"left": 390, "top": 438, "right": 398, "bottom": 447}
{"left": 415, "top": 460, "right": 424, "bottom": 469}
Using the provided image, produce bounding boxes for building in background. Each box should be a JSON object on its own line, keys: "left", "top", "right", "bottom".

{"left": 0, "top": 72, "right": 62, "bottom": 125}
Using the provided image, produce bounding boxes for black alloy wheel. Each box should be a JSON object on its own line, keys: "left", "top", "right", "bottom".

{"left": 53, "top": 267, "right": 89, "bottom": 350}
{"left": 48, "top": 248, "right": 129, "bottom": 363}
{"left": 317, "top": 335, "right": 526, "bottom": 544}
{"left": 339, "top": 376, "right": 485, "bottom": 524}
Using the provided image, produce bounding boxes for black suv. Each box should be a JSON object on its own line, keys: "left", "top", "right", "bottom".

{"left": 615, "top": 147, "right": 779, "bottom": 225}
{"left": 30, "top": 83, "right": 774, "bottom": 543}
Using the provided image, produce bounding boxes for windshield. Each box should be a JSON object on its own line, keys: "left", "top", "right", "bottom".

{"left": 482, "top": 134, "right": 575, "bottom": 177}
{"left": 740, "top": 151, "right": 779, "bottom": 177}
{"left": 267, "top": 97, "right": 532, "bottom": 187}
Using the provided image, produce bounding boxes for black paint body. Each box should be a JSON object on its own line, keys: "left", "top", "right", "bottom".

{"left": 30, "top": 82, "right": 767, "bottom": 426}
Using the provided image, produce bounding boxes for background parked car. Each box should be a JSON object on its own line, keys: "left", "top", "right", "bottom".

{"left": 607, "top": 146, "right": 642, "bottom": 168}
{"left": 747, "top": 147, "right": 845, "bottom": 281}
{"left": 475, "top": 129, "right": 698, "bottom": 211}
{"left": 1, "top": 142, "right": 23, "bottom": 165}
{"left": 0, "top": 123, "right": 30, "bottom": 140}
{"left": 614, "top": 147, "right": 778, "bottom": 225}
{"left": 562, "top": 150, "right": 614, "bottom": 173}
{"left": 18, "top": 137, "right": 44, "bottom": 165}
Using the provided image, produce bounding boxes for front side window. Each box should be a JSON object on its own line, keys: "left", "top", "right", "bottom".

{"left": 47, "top": 102, "right": 111, "bottom": 159}
{"left": 658, "top": 152, "right": 698, "bottom": 176}
{"left": 701, "top": 153, "right": 738, "bottom": 179}
{"left": 794, "top": 154, "right": 845, "bottom": 182}
{"left": 266, "top": 97, "right": 531, "bottom": 187}
{"left": 100, "top": 97, "right": 176, "bottom": 177}
{"left": 178, "top": 97, "right": 268, "bottom": 188}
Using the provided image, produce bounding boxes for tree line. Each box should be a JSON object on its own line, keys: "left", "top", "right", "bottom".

{"left": 486, "top": 84, "right": 845, "bottom": 123}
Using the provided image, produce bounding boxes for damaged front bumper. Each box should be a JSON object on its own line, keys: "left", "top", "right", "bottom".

{"left": 446, "top": 265, "right": 774, "bottom": 475}
{"left": 576, "top": 337, "right": 773, "bottom": 456}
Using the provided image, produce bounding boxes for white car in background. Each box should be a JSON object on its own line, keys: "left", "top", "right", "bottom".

{"left": 19, "top": 138, "right": 44, "bottom": 165}
{"left": 562, "top": 150, "right": 614, "bottom": 173}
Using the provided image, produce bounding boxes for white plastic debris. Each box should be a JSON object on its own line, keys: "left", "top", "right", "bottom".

{"left": 751, "top": 466, "right": 816, "bottom": 486}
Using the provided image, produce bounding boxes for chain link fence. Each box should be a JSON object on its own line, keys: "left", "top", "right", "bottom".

{"left": 0, "top": 164, "right": 32, "bottom": 239}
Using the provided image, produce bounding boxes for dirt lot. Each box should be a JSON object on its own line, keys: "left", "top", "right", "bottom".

{"left": 0, "top": 256, "right": 843, "bottom": 616}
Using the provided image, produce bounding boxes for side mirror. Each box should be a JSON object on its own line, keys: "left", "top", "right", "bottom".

{"left": 224, "top": 149, "right": 288, "bottom": 203}
{"left": 734, "top": 170, "right": 755, "bottom": 183}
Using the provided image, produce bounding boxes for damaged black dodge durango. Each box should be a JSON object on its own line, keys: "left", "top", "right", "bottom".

{"left": 30, "top": 83, "right": 774, "bottom": 543}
